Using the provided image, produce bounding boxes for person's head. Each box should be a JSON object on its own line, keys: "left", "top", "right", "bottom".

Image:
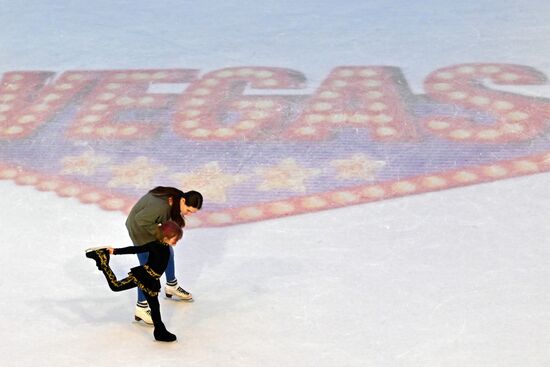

{"left": 149, "top": 187, "right": 203, "bottom": 227}
{"left": 179, "top": 190, "right": 203, "bottom": 216}
{"left": 156, "top": 220, "right": 183, "bottom": 246}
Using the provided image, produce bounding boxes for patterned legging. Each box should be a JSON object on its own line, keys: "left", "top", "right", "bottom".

{"left": 99, "top": 264, "right": 164, "bottom": 330}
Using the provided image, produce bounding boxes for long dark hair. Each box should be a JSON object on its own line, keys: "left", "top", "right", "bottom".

{"left": 149, "top": 186, "right": 203, "bottom": 227}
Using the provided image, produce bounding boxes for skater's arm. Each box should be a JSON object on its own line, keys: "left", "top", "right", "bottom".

{"left": 112, "top": 243, "right": 154, "bottom": 255}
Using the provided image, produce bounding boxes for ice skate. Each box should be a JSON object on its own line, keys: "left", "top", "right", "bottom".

{"left": 165, "top": 284, "right": 193, "bottom": 301}
{"left": 134, "top": 304, "right": 153, "bottom": 325}
{"left": 85, "top": 247, "right": 110, "bottom": 270}
{"left": 154, "top": 326, "right": 177, "bottom": 342}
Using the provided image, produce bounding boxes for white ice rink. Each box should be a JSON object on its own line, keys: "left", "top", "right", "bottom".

{"left": 1, "top": 1, "right": 550, "bottom": 366}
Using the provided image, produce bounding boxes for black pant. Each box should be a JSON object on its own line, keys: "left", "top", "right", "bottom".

{"left": 100, "top": 264, "right": 164, "bottom": 330}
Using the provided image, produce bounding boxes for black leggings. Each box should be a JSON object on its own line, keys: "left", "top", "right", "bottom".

{"left": 100, "top": 264, "right": 164, "bottom": 329}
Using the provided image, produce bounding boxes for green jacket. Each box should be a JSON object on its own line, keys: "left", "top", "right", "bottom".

{"left": 125, "top": 193, "right": 171, "bottom": 245}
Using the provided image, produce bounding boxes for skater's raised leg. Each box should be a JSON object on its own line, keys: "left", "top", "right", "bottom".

{"left": 99, "top": 263, "right": 137, "bottom": 293}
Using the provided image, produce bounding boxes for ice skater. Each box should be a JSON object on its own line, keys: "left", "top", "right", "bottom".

{"left": 85, "top": 221, "right": 183, "bottom": 342}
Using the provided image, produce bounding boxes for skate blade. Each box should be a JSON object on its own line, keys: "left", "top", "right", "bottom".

{"left": 85, "top": 246, "right": 108, "bottom": 253}
{"left": 165, "top": 293, "right": 194, "bottom": 301}
{"left": 134, "top": 316, "right": 154, "bottom": 326}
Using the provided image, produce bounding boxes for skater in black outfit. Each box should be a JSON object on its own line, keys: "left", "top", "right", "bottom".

{"left": 85, "top": 221, "right": 183, "bottom": 342}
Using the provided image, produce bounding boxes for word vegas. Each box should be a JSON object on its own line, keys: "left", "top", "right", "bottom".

{"left": 0, "top": 63, "right": 548, "bottom": 143}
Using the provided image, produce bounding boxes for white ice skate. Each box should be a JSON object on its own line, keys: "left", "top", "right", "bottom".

{"left": 165, "top": 284, "right": 193, "bottom": 301}
{"left": 134, "top": 304, "right": 153, "bottom": 325}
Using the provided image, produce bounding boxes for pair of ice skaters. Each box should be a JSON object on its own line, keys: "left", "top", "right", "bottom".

{"left": 86, "top": 220, "right": 185, "bottom": 342}
{"left": 86, "top": 186, "right": 203, "bottom": 343}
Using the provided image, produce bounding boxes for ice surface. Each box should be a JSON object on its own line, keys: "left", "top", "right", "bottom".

{"left": 1, "top": 1, "right": 550, "bottom": 366}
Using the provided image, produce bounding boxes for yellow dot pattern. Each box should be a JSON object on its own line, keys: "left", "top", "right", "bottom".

{"left": 0, "top": 71, "right": 93, "bottom": 139}
{"left": 69, "top": 69, "right": 198, "bottom": 139}
{"left": 289, "top": 67, "right": 416, "bottom": 141}
{"left": 423, "top": 63, "right": 550, "bottom": 143}
{"left": 173, "top": 67, "right": 303, "bottom": 141}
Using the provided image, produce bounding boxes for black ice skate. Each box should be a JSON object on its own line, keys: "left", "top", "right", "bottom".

{"left": 154, "top": 326, "right": 177, "bottom": 342}
{"left": 85, "top": 247, "right": 110, "bottom": 270}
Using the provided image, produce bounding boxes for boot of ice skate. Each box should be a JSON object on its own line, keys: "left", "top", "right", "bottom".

{"left": 85, "top": 247, "right": 110, "bottom": 270}
{"left": 134, "top": 302, "right": 153, "bottom": 325}
{"left": 153, "top": 325, "right": 177, "bottom": 342}
{"left": 165, "top": 283, "right": 193, "bottom": 301}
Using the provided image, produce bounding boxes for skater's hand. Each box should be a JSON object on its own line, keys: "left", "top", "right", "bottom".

{"left": 107, "top": 247, "right": 114, "bottom": 254}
